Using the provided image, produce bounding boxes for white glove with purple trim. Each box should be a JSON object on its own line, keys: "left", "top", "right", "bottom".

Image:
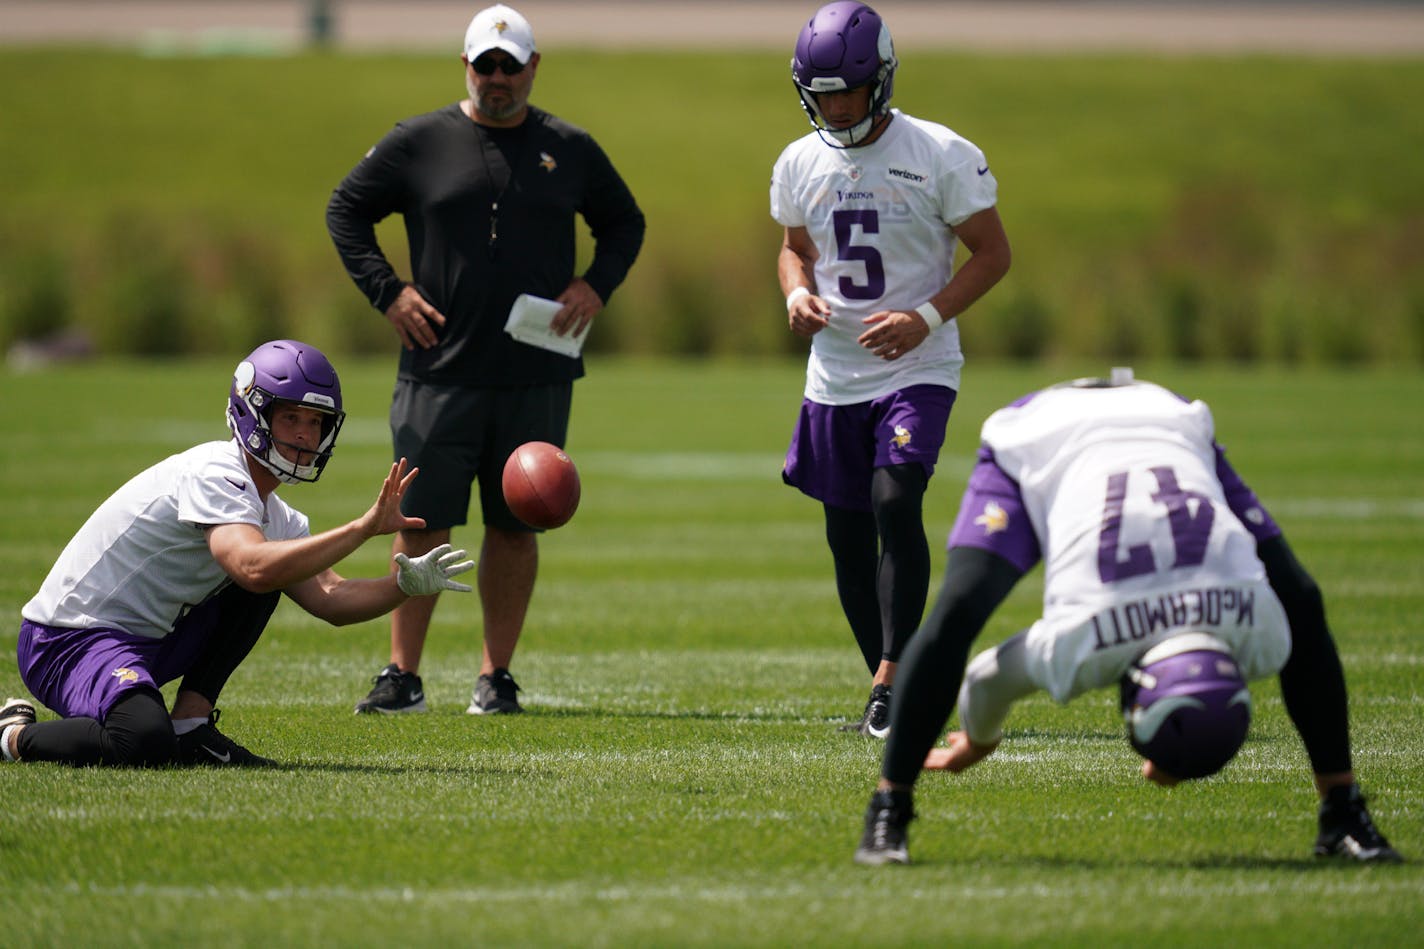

{"left": 394, "top": 543, "right": 475, "bottom": 595}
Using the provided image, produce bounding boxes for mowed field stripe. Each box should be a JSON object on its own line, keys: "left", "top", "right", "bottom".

{"left": 28, "top": 875, "right": 1424, "bottom": 907}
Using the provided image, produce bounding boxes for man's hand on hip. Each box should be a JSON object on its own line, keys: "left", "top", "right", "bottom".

{"left": 385, "top": 285, "right": 447, "bottom": 351}
{"left": 553, "top": 278, "right": 604, "bottom": 338}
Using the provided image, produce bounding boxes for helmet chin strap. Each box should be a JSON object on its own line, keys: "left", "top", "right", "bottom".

{"left": 264, "top": 452, "right": 319, "bottom": 484}
{"left": 816, "top": 111, "right": 883, "bottom": 148}
{"left": 267, "top": 436, "right": 326, "bottom": 484}
{"left": 797, "top": 66, "right": 895, "bottom": 149}
{"left": 247, "top": 444, "right": 309, "bottom": 485}
{"left": 241, "top": 429, "right": 329, "bottom": 485}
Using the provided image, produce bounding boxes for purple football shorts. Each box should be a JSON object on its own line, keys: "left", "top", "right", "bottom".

{"left": 946, "top": 447, "right": 1043, "bottom": 572}
{"left": 783, "top": 384, "right": 956, "bottom": 512}
{"left": 17, "top": 595, "right": 223, "bottom": 721}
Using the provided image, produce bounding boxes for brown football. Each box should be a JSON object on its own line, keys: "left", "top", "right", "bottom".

{"left": 501, "top": 441, "right": 581, "bottom": 529}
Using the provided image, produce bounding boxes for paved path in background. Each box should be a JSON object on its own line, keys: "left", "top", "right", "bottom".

{"left": 4, "top": 1, "right": 1423, "bottom": 54}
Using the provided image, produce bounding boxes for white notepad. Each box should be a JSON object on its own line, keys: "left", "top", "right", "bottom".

{"left": 503, "top": 293, "right": 587, "bottom": 358}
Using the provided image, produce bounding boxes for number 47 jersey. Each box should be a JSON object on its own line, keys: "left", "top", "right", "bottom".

{"left": 947, "top": 379, "right": 1292, "bottom": 703}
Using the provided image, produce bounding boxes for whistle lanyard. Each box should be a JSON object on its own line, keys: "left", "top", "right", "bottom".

{"left": 476, "top": 123, "right": 529, "bottom": 261}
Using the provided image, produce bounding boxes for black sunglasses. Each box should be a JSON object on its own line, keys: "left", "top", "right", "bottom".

{"left": 470, "top": 53, "right": 526, "bottom": 77}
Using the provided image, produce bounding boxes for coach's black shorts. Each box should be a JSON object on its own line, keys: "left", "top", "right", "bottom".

{"left": 390, "top": 380, "right": 573, "bottom": 532}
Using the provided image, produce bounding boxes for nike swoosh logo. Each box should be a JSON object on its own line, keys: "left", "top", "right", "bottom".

{"left": 977, "top": 166, "right": 990, "bottom": 176}
{"left": 409, "top": 692, "right": 424, "bottom": 703}
{"left": 225, "top": 477, "right": 249, "bottom": 491}
{"left": 200, "top": 744, "right": 232, "bottom": 763}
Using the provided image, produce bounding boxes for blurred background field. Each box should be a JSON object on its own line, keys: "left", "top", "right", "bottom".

{"left": 2, "top": 34, "right": 1421, "bottom": 364}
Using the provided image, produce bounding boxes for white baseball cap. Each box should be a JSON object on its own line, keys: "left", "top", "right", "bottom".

{"left": 464, "top": 5, "right": 536, "bottom": 65}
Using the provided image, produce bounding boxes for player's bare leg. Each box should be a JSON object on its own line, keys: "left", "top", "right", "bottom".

{"left": 353, "top": 528, "right": 446, "bottom": 714}
{"left": 466, "top": 526, "right": 537, "bottom": 714}
{"left": 478, "top": 526, "right": 537, "bottom": 674}
{"left": 390, "top": 527, "right": 451, "bottom": 672}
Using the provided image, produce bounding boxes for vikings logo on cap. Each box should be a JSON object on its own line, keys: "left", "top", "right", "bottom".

{"left": 464, "top": 5, "right": 536, "bottom": 63}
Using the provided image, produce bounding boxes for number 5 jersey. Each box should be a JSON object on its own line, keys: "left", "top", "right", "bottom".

{"left": 770, "top": 109, "right": 998, "bottom": 405}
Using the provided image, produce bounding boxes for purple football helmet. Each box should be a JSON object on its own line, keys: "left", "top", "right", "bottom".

{"left": 791, "top": 1, "right": 897, "bottom": 147}
{"left": 226, "top": 339, "right": 345, "bottom": 484}
{"left": 1120, "top": 632, "right": 1252, "bottom": 780}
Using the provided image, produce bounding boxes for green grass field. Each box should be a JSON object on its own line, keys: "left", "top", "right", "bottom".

{"left": 0, "top": 358, "right": 1420, "bottom": 946}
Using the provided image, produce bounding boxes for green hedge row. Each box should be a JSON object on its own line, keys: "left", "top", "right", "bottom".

{"left": 2, "top": 49, "right": 1421, "bottom": 363}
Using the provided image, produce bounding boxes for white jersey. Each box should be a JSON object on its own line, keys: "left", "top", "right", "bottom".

{"left": 23, "top": 440, "right": 310, "bottom": 639}
{"left": 968, "top": 381, "right": 1290, "bottom": 705}
{"left": 770, "top": 110, "right": 998, "bottom": 405}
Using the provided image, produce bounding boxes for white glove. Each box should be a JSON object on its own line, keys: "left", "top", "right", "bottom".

{"left": 394, "top": 544, "right": 475, "bottom": 596}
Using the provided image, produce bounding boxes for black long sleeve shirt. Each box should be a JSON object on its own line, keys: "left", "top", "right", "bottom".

{"left": 327, "top": 103, "right": 645, "bottom": 386}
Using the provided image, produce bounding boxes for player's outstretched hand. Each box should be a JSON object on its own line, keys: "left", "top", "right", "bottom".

{"left": 362, "top": 458, "right": 426, "bottom": 538}
{"left": 394, "top": 543, "right": 475, "bottom": 596}
{"left": 924, "top": 731, "right": 1000, "bottom": 773}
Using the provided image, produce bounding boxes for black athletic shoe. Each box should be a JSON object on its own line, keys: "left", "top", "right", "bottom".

{"left": 176, "top": 709, "right": 277, "bottom": 767}
{"left": 855, "top": 788, "right": 914, "bottom": 866}
{"left": 1315, "top": 785, "right": 1403, "bottom": 863}
{"left": 1, "top": 697, "right": 36, "bottom": 763}
{"left": 839, "top": 684, "right": 892, "bottom": 738}
{"left": 466, "top": 668, "right": 523, "bottom": 714}
{"left": 0, "top": 697, "right": 36, "bottom": 730}
{"left": 353, "top": 663, "right": 427, "bottom": 715}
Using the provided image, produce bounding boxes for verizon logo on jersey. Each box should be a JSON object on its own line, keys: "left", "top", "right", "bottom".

{"left": 887, "top": 167, "right": 926, "bottom": 182}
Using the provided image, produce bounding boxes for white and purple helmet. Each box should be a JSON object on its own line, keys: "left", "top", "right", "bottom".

{"left": 791, "top": 1, "right": 897, "bottom": 147}
{"left": 226, "top": 339, "right": 345, "bottom": 484}
{"left": 1120, "top": 632, "right": 1252, "bottom": 780}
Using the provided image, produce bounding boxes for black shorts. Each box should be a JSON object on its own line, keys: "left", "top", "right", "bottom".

{"left": 390, "top": 380, "right": 573, "bottom": 531}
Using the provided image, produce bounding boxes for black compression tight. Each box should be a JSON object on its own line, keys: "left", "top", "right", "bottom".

{"left": 1259, "top": 535, "right": 1353, "bottom": 775}
{"left": 880, "top": 548, "right": 1022, "bottom": 787}
{"left": 178, "top": 587, "right": 279, "bottom": 703}
{"left": 17, "top": 687, "right": 176, "bottom": 767}
{"left": 823, "top": 464, "right": 931, "bottom": 674}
